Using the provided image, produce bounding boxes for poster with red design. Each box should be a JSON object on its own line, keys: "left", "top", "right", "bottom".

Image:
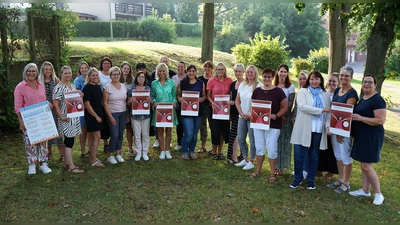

{"left": 65, "top": 90, "right": 84, "bottom": 118}
{"left": 19, "top": 101, "right": 59, "bottom": 144}
{"left": 329, "top": 102, "right": 353, "bottom": 137}
{"left": 132, "top": 90, "right": 150, "bottom": 115}
{"left": 181, "top": 91, "right": 199, "bottom": 116}
{"left": 250, "top": 99, "right": 272, "bottom": 130}
{"left": 156, "top": 103, "right": 174, "bottom": 127}
{"left": 212, "top": 95, "right": 230, "bottom": 120}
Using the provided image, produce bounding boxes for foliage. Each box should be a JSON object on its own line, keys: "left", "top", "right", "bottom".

{"left": 75, "top": 20, "right": 140, "bottom": 38}
{"left": 152, "top": 3, "right": 177, "bottom": 20}
{"left": 176, "top": 3, "right": 199, "bottom": 23}
{"left": 138, "top": 15, "right": 176, "bottom": 43}
{"left": 232, "top": 32, "right": 289, "bottom": 70}
{"left": 0, "top": 63, "right": 19, "bottom": 130}
{"left": 215, "top": 23, "right": 249, "bottom": 53}
{"left": 290, "top": 57, "right": 314, "bottom": 77}
{"left": 386, "top": 52, "right": 400, "bottom": 79}
{"left": 307, "top": 47, "right": 329, "bottom": 74}
{"left": 175, "top": 23, "right": 201, "bottom": 37}
{"left": 260, "top": 16, "right": 287, "bottom": 42}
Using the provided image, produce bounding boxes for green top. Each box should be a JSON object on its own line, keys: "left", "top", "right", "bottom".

{"left": 151, "top": 78, "right": 178, "bottom": 126}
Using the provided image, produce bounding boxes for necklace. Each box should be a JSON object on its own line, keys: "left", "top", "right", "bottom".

{"left": 363, "top": 91, "right": 377, "bottom": 100}
{"left": 341, "top": 87, "right": 350, "bottom": 93}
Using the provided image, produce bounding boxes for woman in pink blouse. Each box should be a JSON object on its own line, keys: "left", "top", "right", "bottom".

{"left": 14, "top": 63, "right": 52, "bottom": 175}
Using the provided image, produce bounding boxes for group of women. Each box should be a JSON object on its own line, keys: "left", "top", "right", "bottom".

{"left": 14, "top": 59, "right": 386, "bottom": 205}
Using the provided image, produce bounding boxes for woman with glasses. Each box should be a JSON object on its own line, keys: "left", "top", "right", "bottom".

{"left": 99, "top": 57, "right": 113, "bottom": 153}
{"left": 327, "top": 66, "right": 358, "bottom": 193}
{"left": 14, "top": 63, "right": 52, "bottom": 174}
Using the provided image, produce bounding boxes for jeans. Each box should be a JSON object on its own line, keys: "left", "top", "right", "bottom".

{"left": 237, "top": 117, "right": 255, "bottom": 160}
{"left": 294, "top": 132, "right": 321, "bottom": 182}
{"left": 180, "top": 116, "right": 202, "bottom": 155}
{"left": 107, "top": 111, "right": 127, "bottom": 152}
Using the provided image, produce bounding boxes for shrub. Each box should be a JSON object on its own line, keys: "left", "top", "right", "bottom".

{"left": 307, "top": 47, "right": 329, "bottom": 74}
{"left": 75, "top": 20, "right": 140, "bottom": 38}
{"left": 175, "top": 23, "right": 201, "bottom": 37}
{"left": 290, "top": 57, "right": 314, "bottom": 77}
{"left": 215, "top": 23, "right": 249, "bottom": 53}
{"left": 231, "top": 43, "right": 253, "bottom": 65}
{"left": 138, "top": 15, "right": 176, "bottom": 43}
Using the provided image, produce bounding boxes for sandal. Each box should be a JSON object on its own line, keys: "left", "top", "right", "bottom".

{"left": 327, "top": 180, "right": 342, "bottom": 188}
{"left": 224, "top": 159, "right": 238, "bottom": 164}
{"left": 217, "top": 153, "right": 225, "bottom": 160}
{"left": 275, "top": 169, "right": 284, "bottom": 176}
{"left": 91, "top": 159, "right": 105, "bottom": 167}
{"left": 81, "top": 152, "right": 89, "bottom": 158}
{"left": 269, "top": 174, "right": 276, "bottom": 183}
{"left": 323, "top": 173, "right": 334, "bottom": 180}
{"left": 59, "top": 155, "right": 64, "bottom": 162}
{"left": 189, "top": 153, "right": 197, "bottom": 160}
{"left": 197, "top": 147, "right": 206, "bottom": 153}
{"left": 211, "top": 154, "right": 218, "bottom": 160}
{"left": 48, "top": 152, "right": 53, "bottom": 160}
{"left": 334, "top": 183, "right": 350, "bottom": 193}
{"left": 68, "top": 167, "right": 84, "bottom": 173}
{"left": 249, "top": 171, "right": 260, "bottom": 178}
{"left": 182, "top": 155, "right": 189, "bottom": 160}
{"left": 208, "top": 149, "right": 215, "bottom": 155}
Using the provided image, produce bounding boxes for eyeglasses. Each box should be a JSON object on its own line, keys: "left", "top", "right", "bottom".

{"left": 362, "top": 80, "right": 374, "bottom": 85}
{"left": 262, "top": 76, "right": 273, "bottom": 80}
{"left": 340, "top": 74, "right": 351, "bottom": 78}
{"left": 27, "top": 70, "right": 37, "bottom": 73}
{"left": 137, "top": 76, "right": 145, "bottom": 79}
{"left": 111, "top": 73, "right": 120, "bottom": 76}
{"left": 216, "top": 68, "right": 225, "bottom": 71}
{"left": 328, "top": 80, "right": 337, "bottom": 83}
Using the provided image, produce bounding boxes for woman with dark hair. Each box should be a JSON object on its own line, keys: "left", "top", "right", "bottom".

{"left": 99, "top": 57, "right": 113, "bottom": 153}
{"left": 198, "top": 60, "right": 214, "bottom": 153}
{"left": 128, "top": 71, "right": 152, "bottom": 161}
{"left": 274, "top": 64, "right": 295, "bottom": 175}
{"left": 53, "top": 66, "right": 84, "bottom": 173}
{"left": 290, "top": 71, "right": 330, "bottom": 189}
{"left": 172, "top": 61, "right": 187, "bottom": 152}
{"left": 349, "top": 74, "right": 386, "bottom": 205}
{"left": 14, "top": 63, "right": 52, "bottom": 174}
{"left": 176, "top": 64, "right": 205, "bottom": 160}
{"left": 120, "top": 61, "right": 135, "bottom": 156}
{"left": 327, "top": 66, "right": 358, "bottom": 193}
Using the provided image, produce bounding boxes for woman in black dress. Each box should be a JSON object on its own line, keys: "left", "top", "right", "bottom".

{"left": 82, "top": 67, "right": 104, "bottom": 167}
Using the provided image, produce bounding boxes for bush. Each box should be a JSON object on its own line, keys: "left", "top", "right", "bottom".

{"left": 307, "top": 47, "right": 329, "bottom": 74}
{"left": 232, "top": 32, "right": 289, "bottom": 70}
{"left": 138, "top": 16, "right": 176, "bottom": 43}
{"left": 75, "top": 20, "right": 140, "bottom": 38}
{"left": 215, "top": 23, "right": 249, "bottom": 53}
{"left": 290, "top": 57, "right": 314, "bottom": 77}
{"left": 175, "top": 23, "right": 201, "bottom": 37}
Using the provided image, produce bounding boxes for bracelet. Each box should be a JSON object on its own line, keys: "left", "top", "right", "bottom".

{"left": 275, "top": 114, "right": 279, "bottom": 119}
{"left": 362, "top": 117, "right": 364, "bottom": 122}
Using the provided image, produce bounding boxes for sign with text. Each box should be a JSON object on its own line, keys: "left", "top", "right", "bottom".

{"left": 212, "top": 95, "right": 230, "bottom": 120}
{"left": 132, "top": 90, "right": 150, "bottom": 115}
{"left": 156, "top": 103, "right": 174, "bottom": 127}
{"left": 330, "top": 102, "right": 354, "bottom": 137}
{"left": 65, "top": 90, "right": 84, "bottom": 118}
{"left": 250, "top": 99, "right": 272, "bottom": 130}
{"left": 181, "top": 91, "right": 199, "bottom": 116}
{"left": 19, "top": 101, "right": 59, "bottom": 144}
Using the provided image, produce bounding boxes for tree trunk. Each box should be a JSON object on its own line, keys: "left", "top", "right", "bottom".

{"left": 364, "top": 11, "right": 395, "bottom": 94}
{"left": 201, "top": 3, "right": 214, "bottom": 63}
{"left": 328, "top": 4, "right": 351, "bottom": 75}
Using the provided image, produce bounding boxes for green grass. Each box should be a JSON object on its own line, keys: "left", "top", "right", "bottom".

{"left": 1, "top": 41, "right": 399, "bottom": 222}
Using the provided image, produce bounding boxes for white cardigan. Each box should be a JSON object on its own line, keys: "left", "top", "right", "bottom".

{"left": 290, "top": 88, "right": 331, "bottom": 149}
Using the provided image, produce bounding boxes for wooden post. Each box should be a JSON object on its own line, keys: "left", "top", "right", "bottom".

{"left": 53, "top": 14, "right": 61, "bottom": 74}
{"left": 27, "top": 11, "right": 36, "bottom": 63}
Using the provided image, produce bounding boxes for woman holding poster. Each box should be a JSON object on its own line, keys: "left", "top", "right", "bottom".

{"left": 206, "top": 62, "right": 233, "bottom": 160}
{"left": 289, "top": 71, "right": 330, "bottom": 189}
{"left": 14, "top": 63, "right": 52, "bottom": 175}
{"left": 327, "top": 66, "right": 358, "bottom": 193}
{"left": 349, "top": 75, "right": 386, "bottom": 206}
{"left": 250, "top": 68, "right": 287, "bottom": 182}
{"left": 53, "top": 66, "right": 83, "bottom": 173}
{"left": 151, "top": 63, "right": 178, "bottom": 160}
{"left": 176, "top": 65, "right": 206, "bottom": 160}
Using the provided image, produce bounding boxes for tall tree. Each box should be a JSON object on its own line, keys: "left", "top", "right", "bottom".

{"left": 177, "top": 3, "right": 199, "bottom": 23}
{"left": 201, "top": 3, "right": 214, "bottom": 62}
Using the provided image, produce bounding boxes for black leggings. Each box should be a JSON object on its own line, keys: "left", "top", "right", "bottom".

{"left": 64, "top": 136, "right": 75, "bottom": 148}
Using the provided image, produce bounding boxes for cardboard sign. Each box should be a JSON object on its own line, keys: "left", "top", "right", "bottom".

{"left": 181, "top": 91, "right": 199, "bottom": 116}
{"left": 250, "top": 99, "right": 272, "bottom": 130}
{"left": 212, "top": 95, "right": 230, "bottom": 120}
{"left": 64, "top": 90, "right": 84, "bottom": 118}
{"left": 330, "top": 102, "right": 354, "bottom": 137}
{"left": 132, "top": 90, "right": 150, "bottom": 115}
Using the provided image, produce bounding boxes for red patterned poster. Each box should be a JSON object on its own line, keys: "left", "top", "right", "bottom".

{"left": 156, "top": 103, "right": 174, "bottom": 127}
{"left": 330, "top": 102, "right": 353, "bottom": 137}
{"left": 212, "top": 95, "right": 230, "bottom": 120}
{"left": 181, "top": 91, "right": 199, "bottom": 116}
{"left": 250, "top": 99, "right": 271, "bottom": 130}
{"left": 132, "top": 90, "right": 150, "bottom": 115}
{"left": 65, "top": 90, "right": 84, "bottom": 118}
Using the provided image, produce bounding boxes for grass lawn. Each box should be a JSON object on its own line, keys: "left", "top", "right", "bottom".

{"left": 1, "top": 40, "right": 399, "bottom": 222}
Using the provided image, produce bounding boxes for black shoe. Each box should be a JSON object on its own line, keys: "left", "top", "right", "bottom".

{"left": 103, "top": 145, "right": 109, "bottom": 153}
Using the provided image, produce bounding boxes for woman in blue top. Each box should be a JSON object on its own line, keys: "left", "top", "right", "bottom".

{"left": 176, "top": 65, "right": 206, "bottom": 160}
{"left": 327, "top": 66, "right": 358, "bottom": 193}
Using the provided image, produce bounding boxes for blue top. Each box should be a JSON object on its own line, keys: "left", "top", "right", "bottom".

{"left": 179, "top": 79, "right": 204, "bottom": 117}
{"left": 127, "top": 85, "right": 151, "bottom": 120}
{"left": 332, "top": 87, "right": 358, "bottom": 104}
{"left": 73, "top": 75, "right": 86, "bottom": 91}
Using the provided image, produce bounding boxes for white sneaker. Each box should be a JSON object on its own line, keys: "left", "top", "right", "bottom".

{"left": 107, "top": 156, "right": 118, "bottom": 164}
{"left": 28, "top": 164, "right": 36, "bottom": 175}
{"left": 165, "top": 150, "right": 172, "bottom": 159}
{"left": 39, "top": 163, "right": 52, "bottom": 174}
{"left": 373, "top": 193, "right": 384, "bottom": 205}
{"left": 153, "top": 139, "right": 159, "bottom": 149}
{"left": 243, "top": 161, "right": 254, "bottom": 170}
{"left": 135, "top": 154, "right": 142, "bottom": 162}
{"left": 235, "top": 159, "right": 247, "bottom": 167}
{"left": 116, "top": 155, "right": 124, "bottom": 163}
{"left": 303, "top": 170, "right": 308, "bottom": 180}
{"left": 349, "top": 188, "right": 371, "bottom": 197}
{"left": 174, "top": 145, "right": 182, "bottom": 151}
{"left": 291, "top": 171, "right": 295, "bottom": 176}
{"left": 160, "top": 151, "right": 166, "bottom": 159}
{"left": 142, "top": 154, "right": 149, "bottom": 161}
{"left": 170, "top": 143, "right": 172, "bottom": 148}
